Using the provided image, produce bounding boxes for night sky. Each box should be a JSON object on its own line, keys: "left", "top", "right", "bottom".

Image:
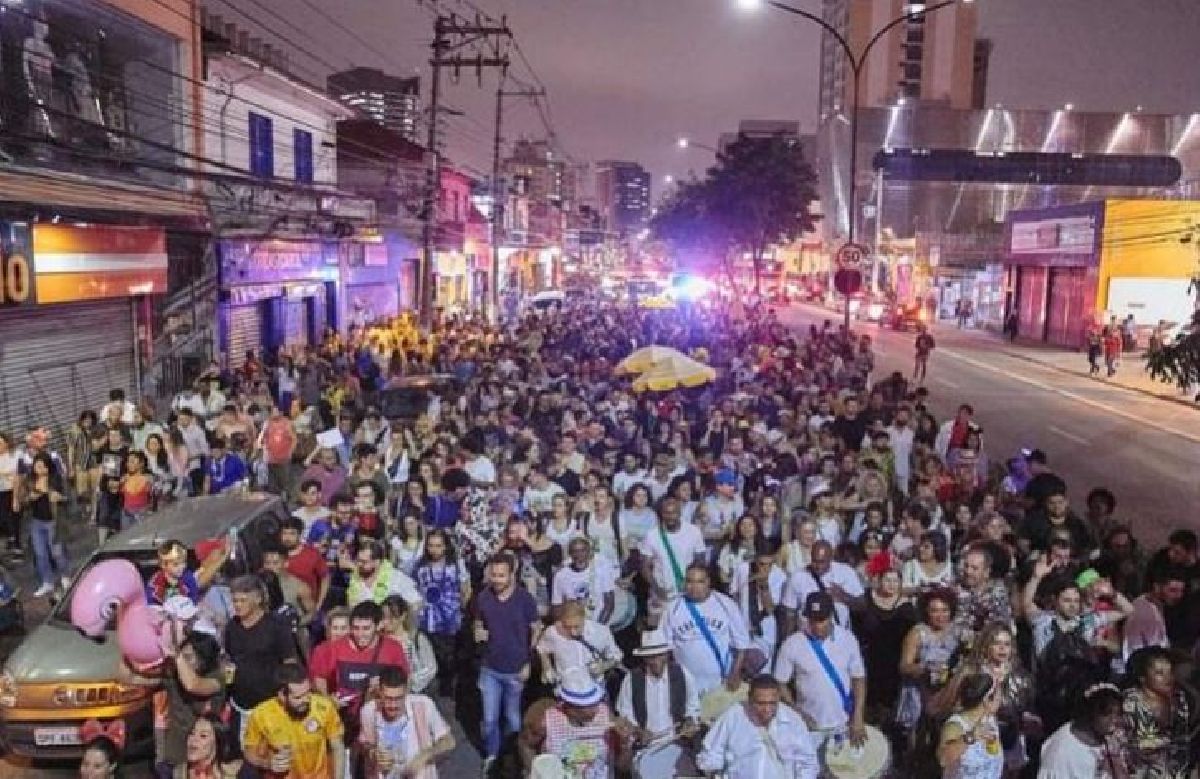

{"left": 224, "top": 0, "right": 1200, "bottom": 189}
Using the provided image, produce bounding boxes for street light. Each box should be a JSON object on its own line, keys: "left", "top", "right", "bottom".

{"left": 663, "top": 174, "right": 676, "bottom": 185}
{"left": 740, "top": 0, "right": 971, "bottom": 330}
{"left": 676, "top": 136, "right": 717, "bottom": 153}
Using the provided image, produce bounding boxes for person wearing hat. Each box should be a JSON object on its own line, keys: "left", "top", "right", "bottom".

{"left": 519, "top": 667, "right": 623, "bottom": 778}
{"left": 615, "top": 628, "right": 700, "bottom": 763}
{"left": 661, "top": 563, "right": 752, "bottom": 697}
{"left": 775, "top": 592, "right": 868, "bottom": 754}
{"left": 696, "top": 674, "right": 819, "bottom": 779}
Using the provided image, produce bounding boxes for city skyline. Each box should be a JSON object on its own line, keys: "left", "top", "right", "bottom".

{"left": 224, "top": 0, "right": 1200, "bottom": 186}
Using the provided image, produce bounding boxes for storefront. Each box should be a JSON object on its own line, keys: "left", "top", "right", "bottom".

{"left": 1005, "top": 200, "right": 1200, "bottom": 348}
{"left": 218, "top": 239, "right": 338, "bottom": 361}
{"left": 0, "top": 223, "right": 168, "bottom": 439}
{"left": 342, "top": 241, "right": 400, "bottom": 328}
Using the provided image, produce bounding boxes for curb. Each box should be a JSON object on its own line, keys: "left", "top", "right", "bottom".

{"left": 998, "top": 349, "right": 1199, "bottom": 411}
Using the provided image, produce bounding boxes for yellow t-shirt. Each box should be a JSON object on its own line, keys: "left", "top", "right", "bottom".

{"left": 243, "top": 694, "right": 343, "bottom": 779}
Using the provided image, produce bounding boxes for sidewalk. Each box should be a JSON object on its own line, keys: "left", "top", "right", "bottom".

{"left": 939, "top": 325, "right": 1199, "bottom": 409}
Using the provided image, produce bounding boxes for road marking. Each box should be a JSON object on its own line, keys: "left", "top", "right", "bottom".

{"left": 1047, "top": 425, "right": 1090, "bottom": 446}
{"left": 940, "top": 347, "right": 1200, "bottom": 446}
{"left": 933, "top": 376, "right": 961, "bottom": 389}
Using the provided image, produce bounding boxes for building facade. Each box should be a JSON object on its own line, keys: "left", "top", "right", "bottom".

{"left": 327, "top": 67, "right": 421, "bottom": 143}
{"left": 818, "top": 0, "right": 980, "bottom": 116}
{"left": 0, "top": 0, "right": 209, "bottom": 445}
{"left": 595, "top": 160, "right": 651, "bottom": 237}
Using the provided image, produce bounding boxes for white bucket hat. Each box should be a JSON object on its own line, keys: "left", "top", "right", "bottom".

{"left": 556, "top": 667, "right": 604, "bottom": 707}
{"left": 632, "top": 628, "right": 671, "bottom": 657}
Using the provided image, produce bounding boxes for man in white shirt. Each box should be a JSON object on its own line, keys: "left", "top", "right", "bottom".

{"left": 640, "top": 498, "right": 707, "bottom": 627}
{"left": 551, "top": 537, "right": 616, "bottom": 623}
{"left": 775, "top": 592, "right": 868, "bottom": 755}
{"left": 731, "top": 542, "right": 788, "bottom": 667}
{"left": 358, "top": 666, "right": 455, "bottom": 779}
{"left": 523, "top": 464, "right": 565, "bottom": 515}
{"left": 611, "top": 452, "right": 647, "bottom": 501}
{"left": 615, "top": 629, "right": 701, "bottom": 776}
{"left": 100, "top": 388, "right": 137, "bottom": 425}
{"left": 697, "top": 675, "right": 819, "bottom": 779}
{"left": 643, "top": 450, "right": 683, "bottom": 502}
{"left": 661, "top": 563, "right": 751, "bottom": 696}
{"left": 782, "top": 540, "right": 864, "bottom": 633}
{"left": 536, "top": 601, "right": 622, "bottom": 686}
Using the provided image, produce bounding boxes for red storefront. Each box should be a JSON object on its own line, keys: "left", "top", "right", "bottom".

{"left": 1005, "top": 203, "right": 1103, "bottom": 348}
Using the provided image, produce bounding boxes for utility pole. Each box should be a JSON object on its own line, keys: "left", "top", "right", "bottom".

{"left": 489, "top": 80, "right": 545, "bottom": 323}
{"left": 419, "top": 14, "right": 511, "bottom": 327}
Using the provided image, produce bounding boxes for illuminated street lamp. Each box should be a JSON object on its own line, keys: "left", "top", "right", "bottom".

{"left": 737, "top": 0, "right": 971, "bottom": 329}
{"left": 676, "top": 136, "right": 717, "bottom": 153}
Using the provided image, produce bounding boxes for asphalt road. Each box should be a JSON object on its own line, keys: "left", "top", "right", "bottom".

{"left": 780, "top": 303, "right": 1200, "bottom": 549}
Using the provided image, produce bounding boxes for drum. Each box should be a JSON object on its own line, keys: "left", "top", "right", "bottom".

{"left": 632, "top": 737, "right": 695, "bottom": 779}
{"left": 698, "top": 682, "right": 749, "bottom": 723}
{"left": 530, "top": 753, "right": 567, "bottom": 779}
{"left": 822, "top": 725, "right": 892, "bottom": 779}
{"left": 605, "top": 587, "right": 637, "bottom": 632}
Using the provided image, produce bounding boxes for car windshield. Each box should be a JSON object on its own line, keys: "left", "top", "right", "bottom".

{"left": 49, "top": 550, "right": 167, "bottom": 627}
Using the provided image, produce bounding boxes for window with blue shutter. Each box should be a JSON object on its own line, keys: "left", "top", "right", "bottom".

{"left": 294, "top": 129, "right": 314, "bottom": 183}
{"left": 248, "top": 112, "right": 274, "bottom": 177}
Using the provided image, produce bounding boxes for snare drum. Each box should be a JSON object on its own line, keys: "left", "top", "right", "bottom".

{"left": 822, "top": 725, "right": 892, "bottom": 779}
{"left": 530, "top": 753, "right": 567, "bottom": 779}
{"left": 605, "top": 587, "right": 637, "bottom": 632}
{"left": 632, "top": 737, "right": 696, "bottom": 779}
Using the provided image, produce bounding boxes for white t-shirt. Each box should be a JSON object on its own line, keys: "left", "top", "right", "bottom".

{"left": 661, "top": 591, "right": 751, "bottom": 695}
{"left": 700, "top": 495, "right": 744, "bottom": 540}
{"left": 774, "top": 626, "right": 865, "bottom": 730}
{"left": 292, "top": 506, "right": 332, "bottom": 535}
{"left": 612, "top": 470, "right": 648, "bottom": 500}
{"left": 0, "top": 452, "right": 17, "bottom": 493}
{"left": 524, "top": 481, "right": 565, "bottom": 515}
{"left": 640, "top": 522, "right": 707, "bottom": 596}
{"left": 537, "top": 620, "right": 623, "bottom": 678}
{"left": 464, "top": 455, "right": 497, "bottom": 485}
{"left": 1037, "top": 722, "right": 1113, "bottom": 779}
{"left": 782, "top": 562, "right": 864, "bottom": 628}
{"left": 551, "top": 562, "right": 618, "bottom": 619}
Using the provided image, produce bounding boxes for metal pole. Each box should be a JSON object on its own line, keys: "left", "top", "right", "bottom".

{"left": 490, "top": 73, "right": 506, "bottom": 323}
{"left": 873, "top": 167, "right": 884, "bottom": 295}
{"left": 420, "top": 19, "right": 446, "bottom": 328}
{"left": 844, "top": 68, "right": 861, "bottom": 333}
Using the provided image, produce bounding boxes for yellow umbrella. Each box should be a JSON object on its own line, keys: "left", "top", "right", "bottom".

{"left": 616, "top": 345, "right": 688, "bottom": 374}
{"left": 632, "top": 353, "right": 717, "bottom": 392}
{"left": 639, "top": 295, "right": 676, "bottom": 310}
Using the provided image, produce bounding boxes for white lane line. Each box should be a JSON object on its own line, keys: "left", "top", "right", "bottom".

{"left": 1047, "top": 425, "right": 1090, "bottom": 446}
{"left": 939, "top": 347, "right": 1200, "bottom": 446}
{"left": 933, "top": 376, "right": 961, "bottom": 389}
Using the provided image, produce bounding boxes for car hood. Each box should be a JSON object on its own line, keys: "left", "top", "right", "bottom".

{"left": 5, "top": 622, "right": 119, "bottom": 684}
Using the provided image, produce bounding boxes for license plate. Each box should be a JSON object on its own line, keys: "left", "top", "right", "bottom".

{"left": 34, "top": 727, "right": 81, "bottom": 747}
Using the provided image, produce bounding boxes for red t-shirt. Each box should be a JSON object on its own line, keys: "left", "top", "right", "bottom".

{"left": 285, "top": 545, "right": 329, "bottom": 595}
{"left": 262, "top": 418, "right": 296, "bottom": 465}
{"left": 308, "top": 636, "right": 409, "bottom": 710}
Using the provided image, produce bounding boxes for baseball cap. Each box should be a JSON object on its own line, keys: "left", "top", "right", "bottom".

{"left": 715, "top": 469, "right": 738, "bottom": 487}
{"left": 803, "top": 592, "right": 835, "bottom": 622}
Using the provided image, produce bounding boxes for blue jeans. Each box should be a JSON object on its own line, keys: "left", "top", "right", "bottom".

{"left": 30, "top": 519, "right": 68, "bottom": 586}
{"left": 478, "top": 665, "right": 524, "bottom": 758}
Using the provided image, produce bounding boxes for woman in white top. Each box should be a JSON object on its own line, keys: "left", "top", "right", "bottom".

{"left": 717, "top": 514, "right": 762, "bottom": 587}
{"left": 937, "top": 672, "right": 1005, "bottom": 779}
{"left": 618, "top": 483, "right": 658, "bottom": 552}
{"left": 779, "top": 518, "right": 819, "bottom": 575}
{"left": 381, "top": 595, "right": 438, "bottom": 694}
{"left": 580, "top": 486, "right": 621, "bottom": 570}
{"left": 902, "top": 531, "right": 955, "bottom": 597}
{"left": 544, "top": 493, "right": 580, "bottom": 552}
{"left": 390, "top": 513, "right": 425, "bottom": 577}
{"left": 667, "top": 475, "right": 702, "bottom": 528}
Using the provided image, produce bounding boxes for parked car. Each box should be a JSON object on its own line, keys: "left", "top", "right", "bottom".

{"left": 525, "top": 289, "right": 566, "bottom": 313}
{"left": 0, "top": 494, "right": 288, "bottom": 760}
{"left": 888, "top": 301, "right": 925, "bottom": 331}
{"left": 379, "top": 373, "right": 462, "bottom": 423}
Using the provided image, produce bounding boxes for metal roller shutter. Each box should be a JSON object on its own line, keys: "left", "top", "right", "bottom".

{"left": 0, "top": 300, "right": 135, "bottom": 445}
{"left": 283, "top": 299, "right": 309, "bottom": 348}
{"left": 227, "top": 304, "right": 264, "bottom": 365}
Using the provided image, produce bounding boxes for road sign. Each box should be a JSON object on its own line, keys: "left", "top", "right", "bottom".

{"left": 834, "top": 268, "right": 863, "bottom": 297}
{"left": 835, "top": 242, "right": 868, "bottom": 270}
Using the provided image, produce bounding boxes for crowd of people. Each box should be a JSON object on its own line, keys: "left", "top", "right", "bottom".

{"left": 2, "top": 295, "right": 1198, "bottom": 779}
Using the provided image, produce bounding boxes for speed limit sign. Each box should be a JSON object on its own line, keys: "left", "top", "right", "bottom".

{"left": 835, "top": 242, "right": 867, "bottom": 270}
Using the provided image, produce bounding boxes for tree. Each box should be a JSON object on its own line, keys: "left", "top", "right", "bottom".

{"left": 650, "top": 133, "right": 819, "bottom": 296}
{"left": 707, "top": 133, "right": 820, "bottom": 295}
{"left": 1146, "top": 308, "right": 1200, "bottom": 398}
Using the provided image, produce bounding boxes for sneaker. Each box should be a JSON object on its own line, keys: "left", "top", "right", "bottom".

{"left": 481, "top": 756, "right": 495, "bottom": 776}
{"left": 33, "top": 583, "right": 53, "bottom": 598}
{"left": 60, "top": 576, "right": 71, "bottom": 591}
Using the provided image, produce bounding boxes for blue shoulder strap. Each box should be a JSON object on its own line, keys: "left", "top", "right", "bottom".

{"left": 684, "top": 597, "right": 730, "bottom": 676}
{"left": 807, "top": 633, "right": 853, "bottom": 716}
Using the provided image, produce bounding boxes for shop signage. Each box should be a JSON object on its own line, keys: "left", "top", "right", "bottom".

{"left": 223, "top": 241, "right": 324, "bottom": 272}
{"left": 364, "top": 243, "right": 388, "bottom": 267}
{"left": 286, "top": 282, "right": 325, "bottom": 301}
{"left": 228, "top": 284, "right": 282, "bottom": 305}
{"left": 1010, "top": 216, "right": 1096, "bottom": 255}
{"left": 0, "top": 223, "right": 34, "bottom": 307}
{"left": 32, "top": 225, "right": 167, "bottom": 304}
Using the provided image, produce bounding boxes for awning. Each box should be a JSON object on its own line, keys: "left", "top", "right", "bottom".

{"left": 0, "top": 165, "right": 208, "bottom": 222}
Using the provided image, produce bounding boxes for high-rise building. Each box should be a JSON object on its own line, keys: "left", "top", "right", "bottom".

{"left": 818, "top": 0, "right": 980, "bottom": 115}
{"left": 717, "top": 120, "right": 816, "bottom": 162}
{"left": 595, "top": 161, "right": 651, "bottom": 236}
{"left": 327, "top": 67, "right": 421, "bottom": 142}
